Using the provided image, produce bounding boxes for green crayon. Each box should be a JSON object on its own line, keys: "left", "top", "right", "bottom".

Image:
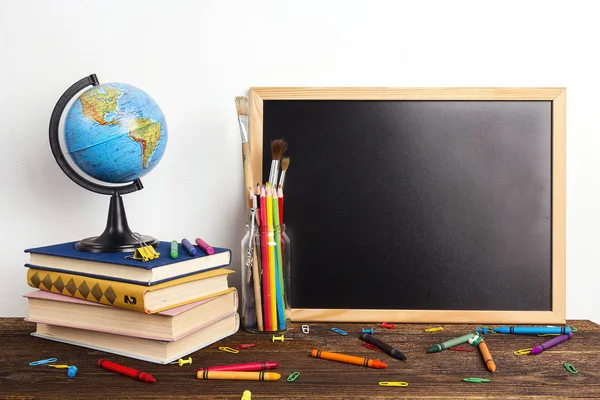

{"left": 428, "top": 333, "right": 477, "bottom": 353}
{"left": 170, "top": 240, "right": 179, "bottom": 259}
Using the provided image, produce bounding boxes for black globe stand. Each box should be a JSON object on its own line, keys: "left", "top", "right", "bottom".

{"left": 50, "top": 74, "right": 159, "bottom": 253}
{"left": 76, "top": 192, "right": 159, "bottom": 252}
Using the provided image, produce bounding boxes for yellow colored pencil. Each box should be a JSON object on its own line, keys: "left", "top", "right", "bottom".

{"left": 266, "top": 183, "right": 278, "bottom": 330}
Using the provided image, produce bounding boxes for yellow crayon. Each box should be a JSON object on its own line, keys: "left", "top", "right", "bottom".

{"left": 196, "top": 370, "right": 281, "bottom": 381}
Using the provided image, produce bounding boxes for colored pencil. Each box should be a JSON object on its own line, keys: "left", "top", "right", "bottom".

{"left": 272, "top": 189, "right": 286, "bottom": 329}
{"left": 259, "top": 186, "right": 271, "bottom": 331}
{"left": 265, "top": 184, "right": 278, "bottom": 330}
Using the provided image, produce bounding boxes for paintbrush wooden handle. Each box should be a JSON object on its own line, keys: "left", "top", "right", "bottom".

{"left": 242, "top": 142, "right": 254, "bottom": 200}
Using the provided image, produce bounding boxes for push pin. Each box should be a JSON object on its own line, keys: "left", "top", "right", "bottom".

{"left": 476, "top": 327, "right": 491, "bottom": 334}
{"left": 241, "top": 390, "right": 252, "bottom": 400}
{"left": 48, "top": 364, "right": 78, "bottom": 377}
{"left": 381, "top": 322, "right": 394, "bottom": 329}
{"left": 272, "top": 334, "right": 285, "bottom": 342}
{"left": 170, "top": 357, "right": 192, "bottom": 366}
{"left": 302, "top": 325, "right": 310, "bottom": 334}
{"left": 362, "top": 328, "right": 374, "bottom": 334}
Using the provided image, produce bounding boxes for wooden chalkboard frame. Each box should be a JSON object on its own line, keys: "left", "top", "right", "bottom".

{"left": 249, "top": 88, "right": 566, "bottom": 324}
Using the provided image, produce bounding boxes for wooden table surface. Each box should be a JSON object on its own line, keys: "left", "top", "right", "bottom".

{"left": 1, "top": 318, "right": 598, "bottom": 399}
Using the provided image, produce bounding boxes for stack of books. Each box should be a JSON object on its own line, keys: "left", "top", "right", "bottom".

{"left": 23, "top": 241, "right": 238, "bottom": 364}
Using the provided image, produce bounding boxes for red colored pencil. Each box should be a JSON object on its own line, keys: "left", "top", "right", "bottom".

{"left": 278, "top": 187, "right": 284, "bottom": 225}
{"left": 260, "top": 185, "right": 272, "bottom": 331}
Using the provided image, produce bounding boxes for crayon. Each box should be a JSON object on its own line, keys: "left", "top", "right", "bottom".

{"left": 181, "top": 238, "right": 197, "bottom": 256}
{"left": 428, "top": 333, "right": 477, "bottom": 353}
{"left": 98, "top": 359, "right": 156, "bottom": 383}
{"left": 493, "top": 326, "right": 571, "bottom": 335}
{"left": 531, "top": 333, "right": 574, "bottom": 354}
{"left": 195, "top": 237, "right": 214, "bottom": 255}
{"left": 170, "top": 241, "right": 178, "bottom": 259}
{"left": 196, "top": 370, "right": 281, "bottom": 381}
{"left": 477, "top": 339, "right": 496, "bottom": 372}
{"left": 197, "top": 361, "right": 279, "bottom": 372}
{"left": 310, "top": 349, "right": 387, "bottom": 369}
{"left": 359, "top": 333, "right": 407, "bottom": 360}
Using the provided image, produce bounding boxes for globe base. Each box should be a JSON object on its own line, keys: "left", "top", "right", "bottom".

{"left": 76, "top": 192, "right": 159, "bottom": 253}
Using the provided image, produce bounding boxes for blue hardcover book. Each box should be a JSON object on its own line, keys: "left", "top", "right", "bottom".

{"left": 25, "top": 241, "right": 232, "bottom": 286}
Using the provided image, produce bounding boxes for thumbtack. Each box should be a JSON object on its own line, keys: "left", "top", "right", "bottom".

{"left": 218, "top": 346, "right": 240, "bottom": 353}
{"left": 331, "top": 328, "right": 347, "bottom": 336}
{"left": 476, "top": 327, "right": 490, "bottom": 334}
{"left": 235, "top": 344, "right": 256, "bottom": 350}
{"left": 170, "top": 357, "right": 192, "bottom": 366}
{"left": 301, "top": 325, "right": 310, "bottom": 334}
{"left": 48, "top": 364, "right": 78, "bottom": 377}
{"left": 362, "top": 328, "right": 374, "bottom": 334}
{"left": 424, "top": 327, "right": 444, "bottom": 332}
{"left": 381, "top": 322, "right": 394, "bottom": 329}
{"left": 272, "top": 334, "right": 285, "bottom": 342}
{"left": 241, "top": 389, "right": 252, "bottom": 400}
{"left": 29, "top": 357, "right": 57, "bottom": 366}
{"left": 468, "top": 335, "right": 483, "bottom": 346}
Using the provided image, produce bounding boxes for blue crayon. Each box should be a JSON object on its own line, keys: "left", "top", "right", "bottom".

{"left": 493, "top": 326, "right": 571, "bottom": 335}
{"left": 181, "top": 238, "right": 197, "bottom": 256}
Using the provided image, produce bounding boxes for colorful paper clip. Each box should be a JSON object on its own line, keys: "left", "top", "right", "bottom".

{"left": 301, "top": 325, "right": 310, "bottom": 334}
{"left": 287, "top": 372, "right": 300, "bottom": 382}
{"left": 235, "top": 344, "right": 256, "bottom": 350}
{"left": 218, "top": 346, "right": 239, "bottom": 354}
{"left": 331, "top": 328, "right": 347, "bottom": 336}
{"left": 424, "top": 327, "right": 444, "bottom": 332}
{"left": 449, "top": 347, "right": 474, "bottom": 352}
{"left": 126, "top": 233, "right": 160, "bottom": 261}
{"left": 564, "top": 363, "right": 578, "bottom": 374}
{"left": 513, "top": 348, "right": 532, "bottom": 356}
{"left": 379, "top": 382, "right": 408, "bottom": 387}
{"left": 362, "top": 343, "right": 382, "bottom": 352}
{"left": 462, "top": 378, "right": 491, "bottom": 383}
{"left": 29, "top": 357, "right": 57, "bottom": 366}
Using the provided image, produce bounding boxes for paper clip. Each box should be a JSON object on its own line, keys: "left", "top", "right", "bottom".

{"left": 287, "top": 372, "right": 300, "bottom": 382}
{"left": 125, "top": 233, "right": 160, "bottom": 261}
{"left": 567, "top": 325, "right": 578, "bottom": 333}
{"left": 302, "top": 325, "right": 310, "bottom": 334}
{"left": 362, "top": 343, "right": 382, "bottom": 352}
{"left": 463, "top": 377, "right": 490, "bottom": 383}
{"left": 379, "top": 382, "right": 408, "bottom": 387}
{"left": 513, "top": 348, "right": 532, "bottom": 356}
{"left": 424, "top": 327, "right": 444, "bottom": 332}
{"left": 29, "top": 357, "right": 57, "bottom": 366}
{"left": 218, "top": 346, "right": 239, "bottom": 354}
{"left": 235, "top": 344, "right": 256, "bottom": 350}
{"left": 331, "top": 328, "right": 347, "bottom": 336}
{"left": 564, "top": 363, "right": 578, "bottom": 374}
{"left": 449, "top": 347, "right": 474, "bottom": 352}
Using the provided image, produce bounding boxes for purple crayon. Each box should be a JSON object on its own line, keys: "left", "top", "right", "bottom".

{"left": 181, "top": 238, "right": 197, "bottom": 256}
{"left": 531, "top": 333, "right": 574, "bottom": 354}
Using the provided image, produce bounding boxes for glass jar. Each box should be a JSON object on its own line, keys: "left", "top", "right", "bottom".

{"left": 241, "top": 222, "right": 290, "bottom": 333}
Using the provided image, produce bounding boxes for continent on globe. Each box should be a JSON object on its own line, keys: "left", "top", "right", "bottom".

{"left": 80, "top": 86, "right": 122, "bottom": 125}
{"left": 129, "top": 118, "right": 162, "bottom": 169}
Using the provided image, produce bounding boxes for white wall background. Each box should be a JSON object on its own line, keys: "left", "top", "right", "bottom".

{"left": 0, "top": 0, "right": 598, "bottom": 322}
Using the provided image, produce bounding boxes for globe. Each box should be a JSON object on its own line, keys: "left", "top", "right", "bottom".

{"left": 64, "top": 83, "right": 168, "bottom": 184}
{"left": 49, "top": 74, "right": 167, "bottom": 252}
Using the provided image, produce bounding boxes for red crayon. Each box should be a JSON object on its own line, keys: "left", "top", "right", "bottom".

{"left": 198, "top": 361, "right": 279, "bottom": 372}
{"left": 97, "top": 359, "right": 156, "bottom": 383}
{"left": 195, "top": 237, "right": 214, "bottom": 255}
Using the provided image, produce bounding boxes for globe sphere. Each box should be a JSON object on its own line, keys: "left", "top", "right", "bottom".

{"left": 64, "top": 83, "right": 167, "bottom": 184}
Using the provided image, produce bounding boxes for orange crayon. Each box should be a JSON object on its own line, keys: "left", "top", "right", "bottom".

{"left": 478, "top": 340, "right": 496, "bottom": 372}
{"left": 310, "top": 349, "right": 387, "bottom": 369}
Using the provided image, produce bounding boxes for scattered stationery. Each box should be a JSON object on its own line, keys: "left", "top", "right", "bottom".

{"left": 98, "top": 359, "right": 156, "bottom": 383}
{"left": 310, "top": 349, "right": 388, "bottom": 369}
{"left": 493, "top": 326, "right": 572, "bottom": 335}
{"left": 196, "top": 370, "right": 281, "bottom": 381}
{"left": 531, "top": 333, "right": 574, "bottom": 354}
{"left": 359, "top": 333, "right": 407, "bottom": 361}
{"left": 428, "top": 333, "right": 477, "bottom": 353}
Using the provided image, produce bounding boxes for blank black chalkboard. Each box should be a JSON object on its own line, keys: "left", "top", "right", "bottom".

{"left": 252, "top": 88, "right": 565, "bottom": 322}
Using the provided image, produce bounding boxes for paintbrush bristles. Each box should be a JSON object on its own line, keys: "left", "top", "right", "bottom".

{"left": 281, "top": 157, "right": 290, "bottom": 171}
{"left": 235, "top": 96, "right": 248, "bottom": 116}
{"left": 270, "top": 139, "right": 288, "bottom": 161}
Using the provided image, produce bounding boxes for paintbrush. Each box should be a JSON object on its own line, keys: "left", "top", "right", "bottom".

{"left": 278, "top": 157, "right": 290, "bottom": 189}
{"left": 268, "top": 139, "right": 288, "bottom": 187}
{"left": 235, "top": 96, "right": 254, "bottom": 203}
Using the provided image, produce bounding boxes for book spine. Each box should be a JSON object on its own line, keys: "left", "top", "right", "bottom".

{"left": 27, "top": 268, "right": 148, "bottom": 313}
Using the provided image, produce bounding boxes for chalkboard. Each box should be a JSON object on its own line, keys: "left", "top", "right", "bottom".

{"left": 249, "top": 88, "right": 566, "bottom": 323}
